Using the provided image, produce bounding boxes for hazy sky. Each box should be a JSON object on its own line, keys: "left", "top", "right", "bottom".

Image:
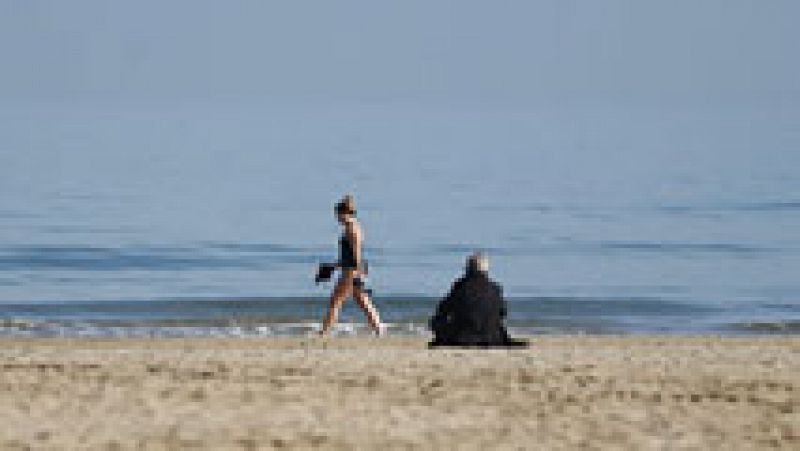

{"left": 2, "top": 1, "right": 798, "bottom": 108}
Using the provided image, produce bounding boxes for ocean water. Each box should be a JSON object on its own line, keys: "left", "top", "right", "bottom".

{"left": 1, "top": 105, "right": 799, "bottom": 336}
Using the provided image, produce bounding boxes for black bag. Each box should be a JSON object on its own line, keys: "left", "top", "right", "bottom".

{"left": 315, "top": 263, "right": 336, "bottom": 284}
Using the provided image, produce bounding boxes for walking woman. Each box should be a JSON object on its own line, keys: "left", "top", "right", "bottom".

{"left": 320, "top": 195, "right": 384, "bottom": 336}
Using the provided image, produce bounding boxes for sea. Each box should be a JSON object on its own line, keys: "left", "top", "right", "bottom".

{"left": 1, "top": 104, "right": 799, "bottom": 337}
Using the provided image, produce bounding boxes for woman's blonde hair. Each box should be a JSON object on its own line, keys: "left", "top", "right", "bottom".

{"left": 335, "top": 194, "right": 356, "bottom": 215}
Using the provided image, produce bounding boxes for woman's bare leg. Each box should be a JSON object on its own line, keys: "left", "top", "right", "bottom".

{"left": 320, "top": 273, "right": 353, "bottom": 335}
{"left": 353, "top": 286, "right": 383, "bottom": 334}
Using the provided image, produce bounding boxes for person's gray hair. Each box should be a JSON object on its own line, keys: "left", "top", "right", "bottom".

{"left": 466, "top": 253, "right": 489, "bottom": 274}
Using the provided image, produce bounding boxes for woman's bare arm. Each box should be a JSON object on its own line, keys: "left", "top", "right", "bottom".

{"left": 347, "top": 220, "right": 363, "bottom": 272}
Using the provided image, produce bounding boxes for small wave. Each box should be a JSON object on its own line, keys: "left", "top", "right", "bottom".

{"left": 203, "top": 242, "right": 326, "bottom": 254}
{"left": 2, "top": 296, "right": 797, "bottom": 337}
{"left": 0, "top": 242, "right": 330, "bottom": 272}
{"left": 0, "top": 210, "right": 40, "bottom": 219}
{"left": 736, "top": 201, "right": 800, "bottom": 212}
{"left": 598, "top": 241, "right": 772, "bottom": 255}
{"left": 0, "top": 245, "right": 264, "bottom": 271}
{"left": 0, "top": 318, "right": 43, "bottom": 329}
{"left": 0, "top": 317, "right": 427, "bottom": 338}
{"left": 508, "top": 297, "right": 721, "bottom": 317}
{"left": 727, "top": 320, "right": 800, "bottom": 333}
{"left": 34, "top": 225, "right": 137, "bottom": 235}
{"left": 376, "top": 240, "right": 779, "bottom": 260}
{"left": 761, "top": 303, "right": 800, "bottom": 313}
{"left": 656, "top": 201, "right": 800, "bottom": 215}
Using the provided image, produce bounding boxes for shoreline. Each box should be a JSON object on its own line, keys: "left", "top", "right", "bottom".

{"left": 2, "top": 333, "right": 800, "bottom": 345}
{"left": 1, "top": 335, "right": 798, "bottom": 449}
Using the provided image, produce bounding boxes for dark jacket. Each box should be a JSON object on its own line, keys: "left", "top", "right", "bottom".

{"left": 430, "top": 269, "right": 518, "bottom": 347}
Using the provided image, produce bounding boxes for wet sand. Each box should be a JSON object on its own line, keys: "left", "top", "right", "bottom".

{"left": 0, "top": 336, "right": 798, "bottom": 449}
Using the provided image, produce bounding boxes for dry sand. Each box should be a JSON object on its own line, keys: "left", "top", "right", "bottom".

{"left": 0, "top": 336, "right": 798, "bottom": 450}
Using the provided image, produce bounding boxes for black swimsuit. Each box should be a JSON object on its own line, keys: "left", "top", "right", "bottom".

{"left": 339, "top": 232, "right": 370, "bottom": 292}
{"left": 339, "top": 234, "right": 357, "bottom": 269}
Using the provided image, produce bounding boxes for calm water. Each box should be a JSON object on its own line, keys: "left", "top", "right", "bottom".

{"left": 1, "top": 105, "right": 799, "bottom": 336}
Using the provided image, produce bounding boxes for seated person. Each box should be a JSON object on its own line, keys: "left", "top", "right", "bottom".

{"left": 430, "top": 253, "right": 527, "bottom": 348}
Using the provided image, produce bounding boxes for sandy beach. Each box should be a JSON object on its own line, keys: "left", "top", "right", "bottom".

{"left": 0, "top": 336, "right": 797, "bottom": 449}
